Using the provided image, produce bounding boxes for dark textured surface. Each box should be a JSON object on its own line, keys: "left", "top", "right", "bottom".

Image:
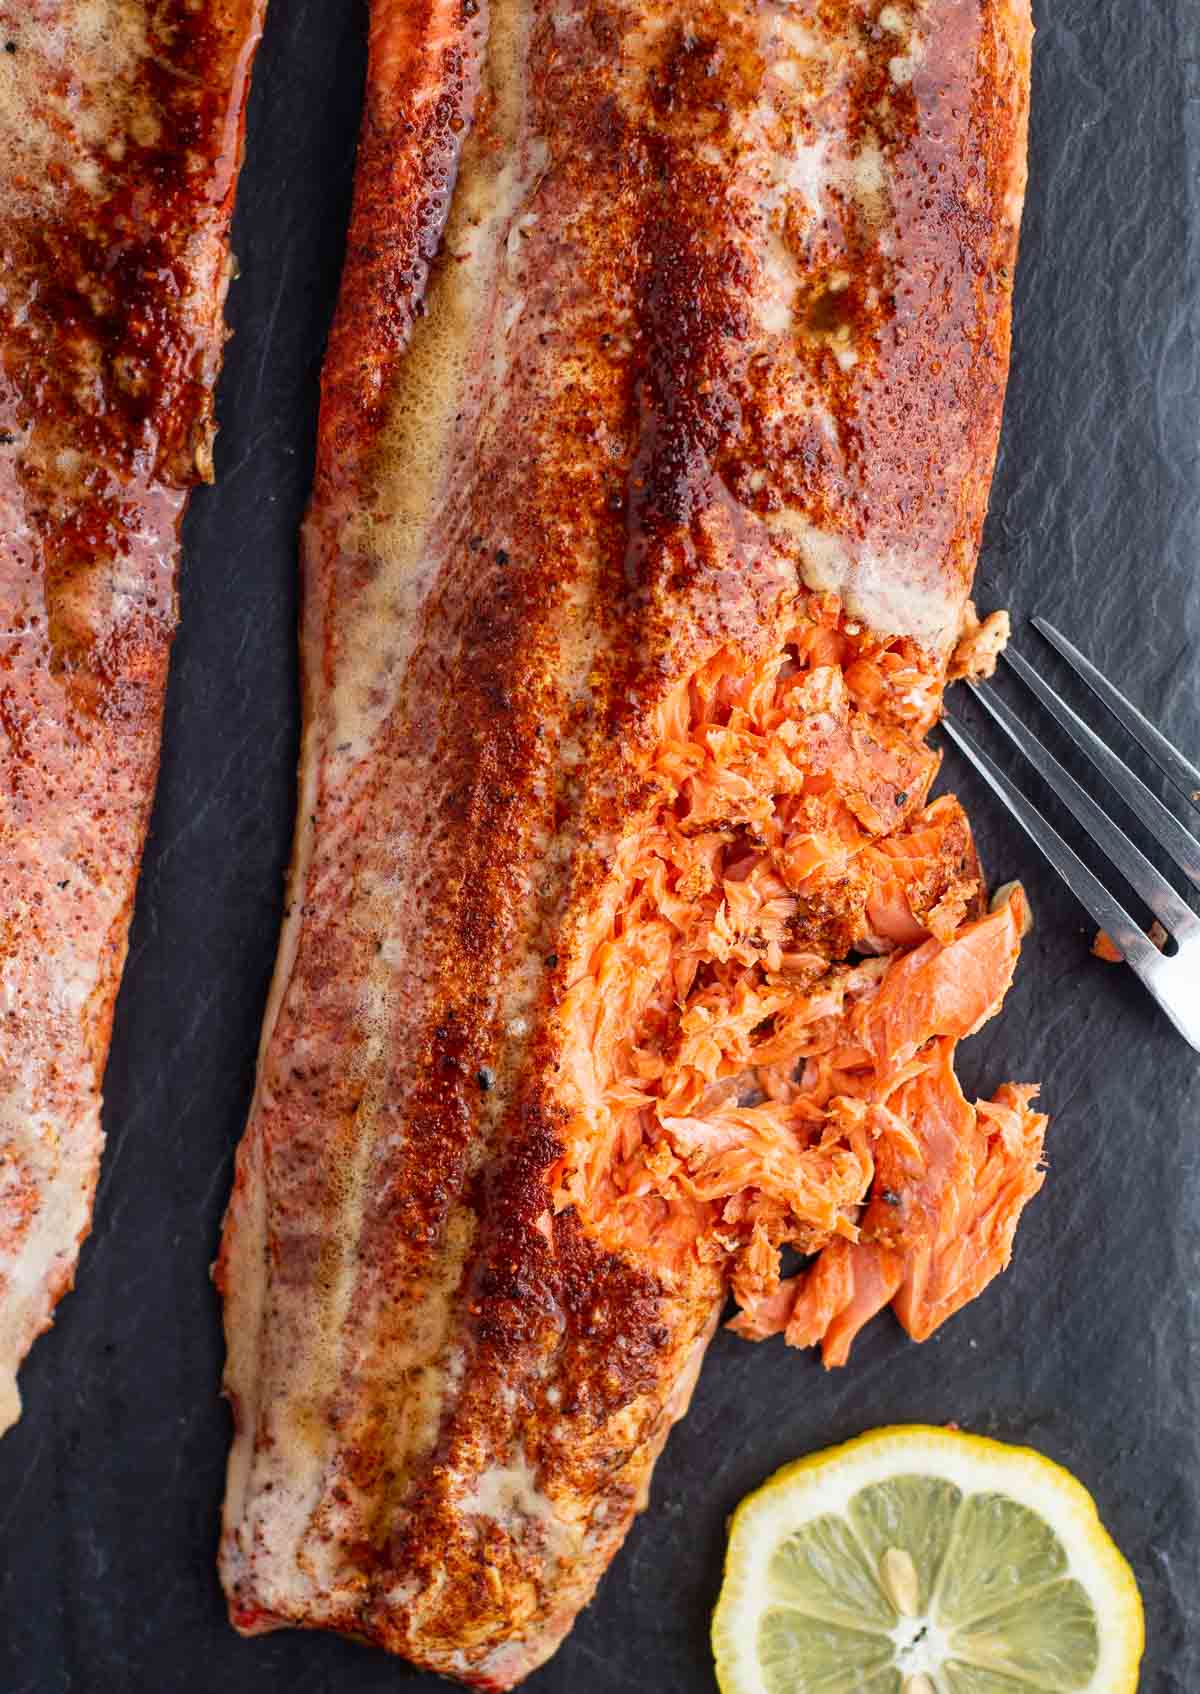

{"left": 1, "top": 0, "right": 1197, "bottom": 1689}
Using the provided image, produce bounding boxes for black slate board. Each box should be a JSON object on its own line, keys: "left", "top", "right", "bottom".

{"left": 2, "top": 1, "right": 1198, "bottom": 1689}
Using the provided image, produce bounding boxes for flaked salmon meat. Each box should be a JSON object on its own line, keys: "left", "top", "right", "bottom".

{"left": 553, "top": 605, "right": 1046, "bottom": 1362}
{"left": 218, "top": 0, "right": 1040, "bottom": 1684}
{"left": 0, "top": 1, "right": 267, "bottom": 1436}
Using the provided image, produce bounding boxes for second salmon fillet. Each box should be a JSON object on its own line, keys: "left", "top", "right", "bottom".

{"left": 218, "top": 0, "right": 1041, "bottom": 1683}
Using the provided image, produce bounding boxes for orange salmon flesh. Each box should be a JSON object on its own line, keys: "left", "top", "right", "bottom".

{"left": 555, "top": 590, "right": 1045, "bottom": 1365}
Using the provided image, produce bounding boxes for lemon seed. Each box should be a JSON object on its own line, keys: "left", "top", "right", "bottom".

{"left": 902, "top": 1676, "right": 936, "bottom": 1694}
{"left": 880, "top": 1546, "right": 920, "bottom": 1616}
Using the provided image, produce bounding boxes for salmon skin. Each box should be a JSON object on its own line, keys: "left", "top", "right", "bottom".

{"left": 0, "top": 1, "right": 267, "bottom": 1435}
{"left": 218, "top": 0, "right": 1037, "bottom": 1684}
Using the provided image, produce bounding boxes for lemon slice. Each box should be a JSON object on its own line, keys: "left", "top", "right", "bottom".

{"left": 712, "top": 1425, "right": 1143, "bottom": 1694}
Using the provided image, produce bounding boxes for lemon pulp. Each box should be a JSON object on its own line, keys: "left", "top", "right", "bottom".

{"left": 712, "top": 1426, "right": 1144, "bottom": 1694}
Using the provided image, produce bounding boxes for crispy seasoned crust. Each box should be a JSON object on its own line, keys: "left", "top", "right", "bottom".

{"left": 0, "top": 1, "right": 267, "bottom": 1433}
{"left": 218, "top": 0, "right": 1032, "bottom": 1684}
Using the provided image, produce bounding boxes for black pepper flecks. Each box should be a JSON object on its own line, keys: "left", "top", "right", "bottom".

{"left": 477, "top": 1068, "right": 493, "bottom": 1092}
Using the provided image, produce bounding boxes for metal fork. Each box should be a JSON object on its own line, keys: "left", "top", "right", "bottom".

{"left": 942, "top": 618, "right": 1200, "bottom": 1052}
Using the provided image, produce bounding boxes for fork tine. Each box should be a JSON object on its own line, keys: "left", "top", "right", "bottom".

{"left": 1003, "top": 646, "right": 1200, "bottom": 890}
{"left": 1032, "top": 618, "right": 1200, "bottom": 812}
{"left": 969, "top": 684, "right": 1199, "bottom": 942}
{"left": 940, "top": 717, "right": 1169, "bottom": 984}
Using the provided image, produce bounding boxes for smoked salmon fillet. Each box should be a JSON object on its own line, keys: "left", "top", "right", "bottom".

{"left": 218, "top": 0, "right": 1041, "bottom": 1683}
{"left": 0, "top": 1, "right": 267, "bottom": 1434}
